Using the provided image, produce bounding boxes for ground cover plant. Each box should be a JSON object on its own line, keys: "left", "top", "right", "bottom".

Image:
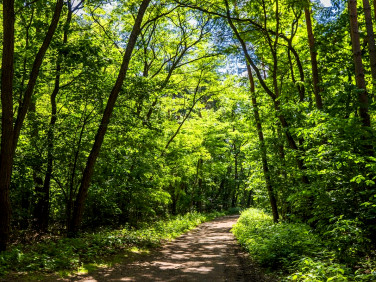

{"left": 0, "top": 212, "right": 223, "bottom": 278}
{"left": 232, "top": 208, "right": 376, "bottom": 281}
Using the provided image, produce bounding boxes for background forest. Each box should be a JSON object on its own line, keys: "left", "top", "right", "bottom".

{"left": 1, "top": 0, "right": 376, "bottom": 279}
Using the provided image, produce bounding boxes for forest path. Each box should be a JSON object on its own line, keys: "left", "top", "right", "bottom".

{"left": 67, "top": 215, "right": 273, "bottom": 282}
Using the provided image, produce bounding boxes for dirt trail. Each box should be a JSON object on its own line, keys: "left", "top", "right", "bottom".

{"left": 65, "top": 215, "right": 273, "bottom": 282}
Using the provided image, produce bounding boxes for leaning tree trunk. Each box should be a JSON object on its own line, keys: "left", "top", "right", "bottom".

{"left": 68, "top": 0, "right": 152, "bottom": 236}
{"left": 12, "top": 0, "right": 64, "bottom": 152}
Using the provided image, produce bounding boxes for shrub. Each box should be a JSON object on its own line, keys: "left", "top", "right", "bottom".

{"left": 232, "top": 208, "right": 376, "bottom": 281}
{"left": 232, "top": 208, "right": 320, "bottom": 269}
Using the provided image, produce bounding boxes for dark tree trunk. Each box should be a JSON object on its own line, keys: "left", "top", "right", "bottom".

{"left": 0, "top": 0, "right": 63, "bottom": 250}
{"left": 304, "top": 7, "right": 323, "bottom": 109}
{"left": 287, "top": 43, "right": 305, "bottom": 101}
{"left": 34, "top": 0, "right": 74, "bottom": 232}
{"left": 68, "top": 0, "right": 152, "bottom": 236}
{"left": 193, "top": 158, "right": 203, "bottom": 211}
{"left": 349, "top": 0, "right": 371, "bottom": 128}
{"left": 246, "top": 190, "right": 254, "bottom": 207}
{"left": 232, "top": 144, "right": 239, "bottom": 208}
{"left": 170, "top": 184, "right": 178, "bottom": 215}
{"left": 0, "top": 0, "right": 15, "bottom": 252}
{"left": 362, "top": 0, "right": 376, "bottom": 101}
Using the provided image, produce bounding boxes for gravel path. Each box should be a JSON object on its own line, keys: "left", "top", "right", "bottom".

{"left": 68, "top": 215, "right": 274, "bottom": 282}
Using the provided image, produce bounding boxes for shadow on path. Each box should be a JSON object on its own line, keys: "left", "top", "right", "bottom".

{"left": 62, "top": 215, "right": 274, "bottom": 282}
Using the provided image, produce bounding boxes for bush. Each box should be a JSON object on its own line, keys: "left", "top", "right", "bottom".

{"left": 232, "top": 208, "right": 320, "bottom": 269}
{"left": 324, "top": 216, "right": 369, "bottom": 263}
{"left": 232, "top": 208, "right": 376, "bottom": 281}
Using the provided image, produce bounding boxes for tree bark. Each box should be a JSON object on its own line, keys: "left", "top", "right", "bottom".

{"left": 246, "top": 64, "right": 279, "bottom": 223}
{"left": 362, "top": 0, "right": 376, "bottom": 101}
{"left": 0, "top": 0, "right": 15, "bottom": 252}
{"left": 0, "top": 0, "right": 63, "bottom": 250}
{"left": 348, "top": 0, "right": 371, "bottom": 127}
{"left": 68, "top": 0, "right": 152, "bottom": 236}
{"left": 304, "top": 7, "right": 323, "bottom": 109}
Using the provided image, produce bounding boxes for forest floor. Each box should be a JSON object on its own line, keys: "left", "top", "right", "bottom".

{"left": 44, "top": 215, "right": 275, "bottom": 282}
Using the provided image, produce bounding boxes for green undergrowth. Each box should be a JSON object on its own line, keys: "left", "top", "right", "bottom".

{"left": 0, "top": 211, "right": 224, "bottom": 278}
{"left": 231, "top": 208, "right": 376, "bottom": 281}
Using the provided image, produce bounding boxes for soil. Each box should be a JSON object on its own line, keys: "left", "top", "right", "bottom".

{"left": 62, "top": 215, "right": 275, "bottom": 282}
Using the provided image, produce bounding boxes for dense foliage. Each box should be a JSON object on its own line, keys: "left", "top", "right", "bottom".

{"left": 232, "top": 208, "right": 376, "bottom": 281}
{"left": 1, "top": 0, "right": 376, "bottom": 278}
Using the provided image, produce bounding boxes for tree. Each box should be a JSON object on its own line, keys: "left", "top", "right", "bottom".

{"left": 68, "top": 0, "right": 152, "bottom": 236}
{"left": 0, "top": 0, "right": 64, "bottom": 251}
{"left": 348, "top": 0, "right": 371, "bottom": 128}
{"left": 304, "top": 4, "right": 323, "bottom": 109}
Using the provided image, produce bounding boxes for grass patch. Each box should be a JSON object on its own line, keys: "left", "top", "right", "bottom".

{"left": 0, "top": 211, "right": 224, "bottom": 279}
{"left": 231, "top": 208, "right": 376, "bottom": 281}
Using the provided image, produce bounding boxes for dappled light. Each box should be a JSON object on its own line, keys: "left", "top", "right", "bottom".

{"left": 1, "top": 0, "right": 376, "bottom": 280}
{"left": 65, "top": 216, "right": 270, "bottom": 282}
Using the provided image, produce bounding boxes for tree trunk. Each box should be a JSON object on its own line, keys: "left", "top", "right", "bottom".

{"left": 246, "top": 64, "right": 279, "bottom": 223}
{"left": 348, "top": 0, "right": 371, "bottom": 128}
{"left": 304, "top": 6, "right": 323, "bottom": 109}
{"left": 35, "top": 0, "right": 74, "bottom": 232}
{"left": 0, "top": 0, "right": 15, "bottom": 252}
{"left": 226, "top": 0, "right": 309, "bottom": 186}
{"left": 0, "top": 0, "right": 63, "bottom": 250}
{"left": 12, "top": 0, "right": 64, "bottom": 152}
{"left": 68, "top": 0, "right": 151, "bottom": 236}
{"left": 362, "top": 0, "right": 376, "bottom": 101}
{"left": 232, "top": 143, "right": 239, "bottom": 208}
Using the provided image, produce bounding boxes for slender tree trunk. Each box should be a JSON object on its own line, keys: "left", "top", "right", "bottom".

{"left": 226, "top": 0, "right": 309, "bottom": 186}
{"left": 246, "top": 64, "right": 279, "bottom": 223}
{"left": 12, "top": 0, "right": 64, "bottom": 152}
{"left": 304, "top": 6, "right": 323, "bottom": 109}
{"left": 231, "top": 142, "right": 239, "bottom": 208}
{"left": 349, "top": 0, "right": 372, "bottom": 127}
{"left": 276, "top": 105, "right": 309, "bottom": 184}
{"left": 68, "top": 0, "right": 151, "bottom": 236}
{"left": 362, "top": 0, "right": 376, "bottom": 101}
{"left": 288, "top": 46, "right": 305, "bottom": 101}
{"left": 34, "top": 1, "right": 74, "bottom": 232}
{"left": 0, "top": 0, "right": 15, "bottom": 252}
{"left": 163, "top": 74, "right": 203, "bottom": 153}
{"left": 192, "top": 158, "right": 203, "bottom": 211}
